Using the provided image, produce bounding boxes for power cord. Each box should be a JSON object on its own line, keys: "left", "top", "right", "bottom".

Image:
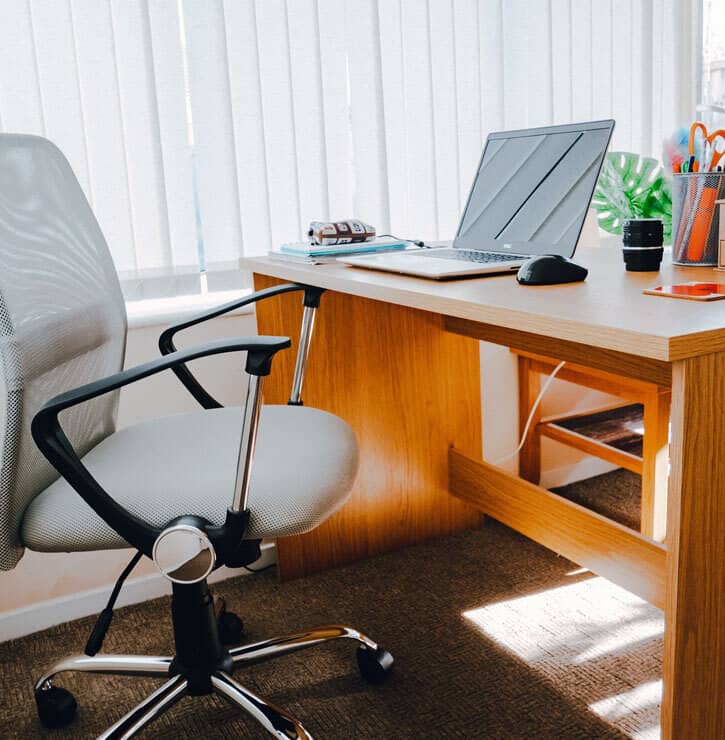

{"left": 491, "top": 360, "right": 566, "bottom": 465}
{"left": 377, "top": 233, "right": 430, "bottom": 248}
{"left": 84, "top": 550, "right": 143, "bottom": 656}
{"left": 242, "top": 562, "right": 276, "bottom": 574}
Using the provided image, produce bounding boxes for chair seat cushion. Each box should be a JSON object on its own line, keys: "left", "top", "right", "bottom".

{"left": 21, "top": 405, "right": 358, "bottom": 553}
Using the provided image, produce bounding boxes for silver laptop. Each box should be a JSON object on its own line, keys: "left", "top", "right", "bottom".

{"left": 339, "top": 120, "right": 615, "bottom": 279}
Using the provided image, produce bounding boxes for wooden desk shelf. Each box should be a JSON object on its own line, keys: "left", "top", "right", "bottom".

{"left": 514, "top": 351, "right": 670, "bottom": 542}
{"left": 544, "top": 403, "right": 645, "bottom": 458}
{"left": 541, "top": 404, "right": 645, "bottom": 475}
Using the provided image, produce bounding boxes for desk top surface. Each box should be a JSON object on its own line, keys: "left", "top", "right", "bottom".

{"left": 244, "top": 248, "right": 725, "bottom": 362}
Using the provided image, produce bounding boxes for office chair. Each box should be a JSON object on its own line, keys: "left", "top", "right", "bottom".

{"left": 0, "top": 134, "right": 392, "bottom": 739}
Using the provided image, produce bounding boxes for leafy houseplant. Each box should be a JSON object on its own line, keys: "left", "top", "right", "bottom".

{"left": 591, "top": 152, "right": 672, "bottom": 244}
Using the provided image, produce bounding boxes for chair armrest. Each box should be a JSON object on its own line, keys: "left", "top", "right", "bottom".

{"left": 31, "top": 335, "right": 290, "bottom": 556}
{"left": 158, "top": 283, "right": 324, "bottom": 409}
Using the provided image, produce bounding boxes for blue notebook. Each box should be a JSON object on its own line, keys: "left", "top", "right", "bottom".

{"left": 279, "top": 239, "right": 406, "bottom": 257}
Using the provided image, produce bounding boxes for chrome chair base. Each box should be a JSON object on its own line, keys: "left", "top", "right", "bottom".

{"left": 34, "top": 625, "right": 392, "bottom": 739}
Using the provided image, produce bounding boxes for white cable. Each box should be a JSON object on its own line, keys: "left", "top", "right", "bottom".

{"left": 491, "top": 360, "right": 566, "bottom": 465}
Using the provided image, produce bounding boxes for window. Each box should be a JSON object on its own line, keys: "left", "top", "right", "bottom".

{"left": 699, "top": 0, "right": 725, "bottom": 130}
{"left": 0, "top": 1, "right": 696, "bottom": 299}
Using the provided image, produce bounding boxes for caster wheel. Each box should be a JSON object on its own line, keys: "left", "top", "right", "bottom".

{"left": 35, "top": 686, "right": 77, "bottom": 729}
{"left": 356, "top": 646, "right": 394, "bottom": 685}
{"left": 218, "top": 610, "right": 245, "bottom": 645}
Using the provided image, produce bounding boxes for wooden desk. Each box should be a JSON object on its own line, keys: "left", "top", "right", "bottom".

{"left": 246, "top": 248, "right": 724, "bottom": 739}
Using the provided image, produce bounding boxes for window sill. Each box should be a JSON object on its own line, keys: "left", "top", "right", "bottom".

{"left": 125, "top": 289, "right": 254, "bottom": 330}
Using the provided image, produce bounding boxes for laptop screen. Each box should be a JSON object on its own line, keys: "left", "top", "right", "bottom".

{"left": 454, "top": 120, "right": 614, "bottom": 258}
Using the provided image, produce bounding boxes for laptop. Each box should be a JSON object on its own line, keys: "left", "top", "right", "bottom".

{"left": 339, "top": 120, "right": 615, "bottom": 279}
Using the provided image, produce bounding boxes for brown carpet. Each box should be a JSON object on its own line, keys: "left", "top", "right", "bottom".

{"left": 553, "top": 468, "right": 642, "bottom": 531}
{"left": 0, "top": 470, "right": 661, "bottom": 739}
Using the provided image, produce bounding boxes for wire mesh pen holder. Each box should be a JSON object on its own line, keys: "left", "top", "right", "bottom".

{"left": 671, "top": 173, "right": 725, "bottom": 266}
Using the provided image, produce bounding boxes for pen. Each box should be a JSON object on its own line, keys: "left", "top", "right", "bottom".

{"left": 703, "top": 141, "right": 712, "bottom": 172}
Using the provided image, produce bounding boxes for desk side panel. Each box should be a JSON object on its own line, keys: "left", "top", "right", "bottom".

{"left": 253, "top": 273, "right": 482, "bottom": 579}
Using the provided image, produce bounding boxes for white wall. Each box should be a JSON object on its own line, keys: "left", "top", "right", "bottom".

{"left": 479, "top": 342, "right": 618, "bottom": 487}
{"left": 0, "top": 280, "right": 616, "bottom": 639}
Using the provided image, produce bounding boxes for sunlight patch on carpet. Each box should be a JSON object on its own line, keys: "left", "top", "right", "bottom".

{"left": 463, "top": 576, "right": 663, "bottom": 738}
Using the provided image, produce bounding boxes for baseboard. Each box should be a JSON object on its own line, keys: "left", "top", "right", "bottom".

{"left": 0, "top": 543, "right": 276, "bottom": 643}
{"left": 540, "top": 458, "right": 619, "bottom": 490}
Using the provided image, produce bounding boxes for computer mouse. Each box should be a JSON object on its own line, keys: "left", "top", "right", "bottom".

{"left": 516, "top": 255, "right": 588, "bottom": 285}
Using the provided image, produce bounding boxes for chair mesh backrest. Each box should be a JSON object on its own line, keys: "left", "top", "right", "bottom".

{"left": 0, "top": 135, "right": 127, "bottom": 569}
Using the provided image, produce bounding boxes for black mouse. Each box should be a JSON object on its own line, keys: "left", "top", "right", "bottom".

{"left": 516, "top": 254, "right": 588, "bottom": 285}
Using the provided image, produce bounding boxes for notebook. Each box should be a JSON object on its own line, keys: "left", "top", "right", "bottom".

{"left": 279, "top": 239, "right": 406, "bottom": 257}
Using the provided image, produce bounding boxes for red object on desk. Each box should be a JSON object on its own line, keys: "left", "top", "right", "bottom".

{"left": 644, "top": 282, "right": 725, "bottom": 301}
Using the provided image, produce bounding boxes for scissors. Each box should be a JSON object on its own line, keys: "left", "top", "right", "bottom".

{"left": 689, "top": 122, "right": 707, "bottom": 169}
{"left": 707, "top": 130, "right": 725, "bottom": 171}
{"left": 688, "top": 122, "right": 725, "bottom": 172}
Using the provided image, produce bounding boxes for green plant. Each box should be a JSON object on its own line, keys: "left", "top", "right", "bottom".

{"left": 591, "top": 152, "right": 672, "bottom": 243}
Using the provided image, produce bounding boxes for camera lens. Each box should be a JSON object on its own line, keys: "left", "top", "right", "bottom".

{"left": 622, "top": 219, "right": 664, "bottom": 271}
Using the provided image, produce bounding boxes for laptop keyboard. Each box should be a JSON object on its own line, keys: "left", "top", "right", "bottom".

{"left": 422, "top": 248, "right": 525, "bottom": 263}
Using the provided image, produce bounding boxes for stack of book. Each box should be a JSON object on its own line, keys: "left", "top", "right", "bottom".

{"left": 269, "top": 238, "right": 407, "bottom": 265}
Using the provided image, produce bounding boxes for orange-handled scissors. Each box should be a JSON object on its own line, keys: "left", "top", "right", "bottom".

{"left": 707, "top": 130, "right": 725, "bottom": 171}
{"left": 689, "top": 122, "right": 707, "bottom": 158}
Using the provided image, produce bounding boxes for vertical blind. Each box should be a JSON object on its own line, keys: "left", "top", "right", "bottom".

{"left": 0, "top": 0, "right": 694, "bottom": 297}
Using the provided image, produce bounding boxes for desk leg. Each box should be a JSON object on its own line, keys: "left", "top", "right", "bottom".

{"left": 662, "top": 353, "right": 725, "bottom": 739}
{"left": 640, "top": 389, "right": 671, "bottom": 542}
{"left": 253, "top": 274, "right": 482, "bottom": 580}
{"left": 517, "top": 355, "right": 542, "bottom": 484}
